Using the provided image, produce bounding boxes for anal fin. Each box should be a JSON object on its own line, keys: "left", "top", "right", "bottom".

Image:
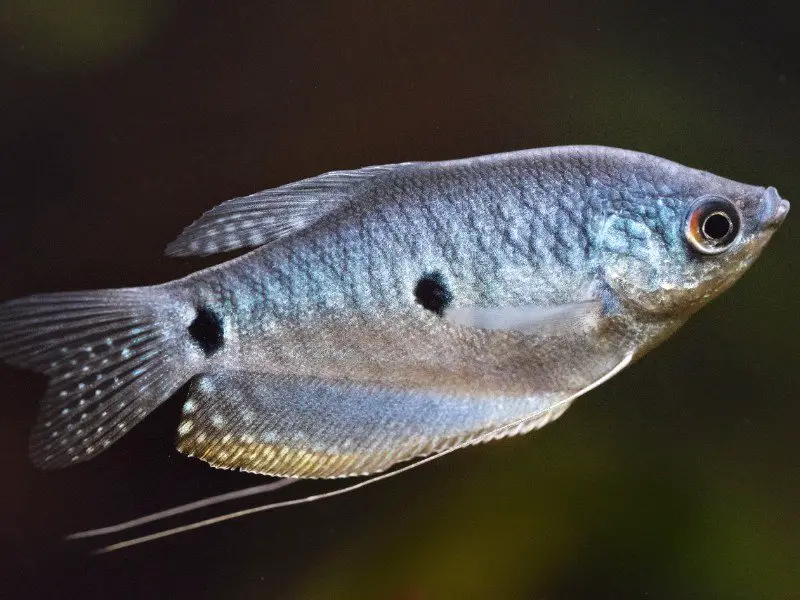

{"left": 177, "top": 345, "right": 629, "bottom": 478}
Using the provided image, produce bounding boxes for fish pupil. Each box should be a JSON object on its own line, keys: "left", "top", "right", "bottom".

{"left": 414, "top": 272, "right": 452, "bottom": 316}
{"left": 702, "top": 212, "right": 732, "bottom": 240}
{"left": 188, "top": 307, "right": 224, "bottom": 357}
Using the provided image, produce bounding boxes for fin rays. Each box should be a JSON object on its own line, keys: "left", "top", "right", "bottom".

{"left": 0, "top": 288, "right": 192, "bottom": 468}
{"left": 165, "top": 163, "right": 414, "bottom": 257}
{"left": 72, "top": 350, "right": 633, "bottom": 553}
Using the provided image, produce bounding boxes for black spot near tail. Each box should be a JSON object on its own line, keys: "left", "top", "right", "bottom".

{"left": 189, "top": 307, "right": 224, "bottom": 356}
{"left": 414, "top": 272, "right": 452, "bottom": 316}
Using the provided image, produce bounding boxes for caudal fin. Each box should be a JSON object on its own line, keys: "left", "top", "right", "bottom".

{"left": 0, "top": 286, "right": 197, "bottom": 468}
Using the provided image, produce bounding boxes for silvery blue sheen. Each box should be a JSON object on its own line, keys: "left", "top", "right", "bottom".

{"left": 0, "top": 146, "right": 789, "bottom": 478}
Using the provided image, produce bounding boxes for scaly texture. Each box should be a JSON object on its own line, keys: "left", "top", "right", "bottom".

{"left": 0, "top": 146, "right": 787, "bottom": 472}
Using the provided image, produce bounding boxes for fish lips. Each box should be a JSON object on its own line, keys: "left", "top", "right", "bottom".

{"left": 760, "top": 186, "right": 790, "bottom": 229}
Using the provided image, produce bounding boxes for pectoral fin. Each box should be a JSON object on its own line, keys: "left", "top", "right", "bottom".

{"left": 176, "top": 345, "right": 631, "bottom": 478}
{"left": 443, "top": 301, "right": 602, "bottom": 333}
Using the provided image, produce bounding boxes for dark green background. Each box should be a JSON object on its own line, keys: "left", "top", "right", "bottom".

{"left": 1, "top": 2, "right": 797, "bottom": 599}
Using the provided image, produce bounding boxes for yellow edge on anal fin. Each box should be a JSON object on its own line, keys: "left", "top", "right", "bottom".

{"left": 177, "top": 433, "right": 365, "bottom": 478}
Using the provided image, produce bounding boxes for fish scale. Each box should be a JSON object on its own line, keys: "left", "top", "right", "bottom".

{"left": 0, "top": 145, "right": 788, "bottom": 476}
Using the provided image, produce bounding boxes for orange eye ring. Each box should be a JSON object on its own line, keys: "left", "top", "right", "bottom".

{"left": 684, "top": 196, "right": 741, "bottom": 255}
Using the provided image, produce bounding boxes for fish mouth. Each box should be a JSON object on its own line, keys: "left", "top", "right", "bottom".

{"left": 760, "top": 186, "right": 790, "bottom": 228}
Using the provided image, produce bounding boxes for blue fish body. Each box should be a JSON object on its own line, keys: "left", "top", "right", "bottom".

{"left": 0, "top": 146, "right": 789, "bottom": 477}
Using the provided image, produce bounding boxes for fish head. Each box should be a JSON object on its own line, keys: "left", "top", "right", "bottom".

{"left": 599, "top": 163, "right": 789, "bottom": 318}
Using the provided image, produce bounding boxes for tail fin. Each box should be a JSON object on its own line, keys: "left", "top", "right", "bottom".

{"left": 0, "top": 286, "right": 197, "bottom": 468}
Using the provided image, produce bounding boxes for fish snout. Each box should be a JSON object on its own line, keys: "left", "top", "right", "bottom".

{"left": 760, "top": 187, "right": 790, "bottom": 228}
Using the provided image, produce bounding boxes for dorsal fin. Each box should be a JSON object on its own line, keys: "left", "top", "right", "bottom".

{"left": 165, "top": 163, "right": 415, "bottom": 257}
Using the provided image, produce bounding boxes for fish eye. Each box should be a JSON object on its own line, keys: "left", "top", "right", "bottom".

{"left": 684, "top": 197, "right": 741, "bottom": 255}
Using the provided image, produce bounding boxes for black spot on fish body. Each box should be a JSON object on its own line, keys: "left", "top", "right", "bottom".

{"left": 414, "top": 272, "right": 452, "bottom": 316}
{"left": 189, "top": 308, "right": 223, "bottom": 356}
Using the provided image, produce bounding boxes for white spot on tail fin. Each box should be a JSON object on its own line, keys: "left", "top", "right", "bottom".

{"left": 0, "top": 287, "right": 194, "bottom": 468}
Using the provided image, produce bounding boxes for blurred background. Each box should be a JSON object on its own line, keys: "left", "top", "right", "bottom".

{"left": 0, "top": 2, "right": 797, "bottom": 599}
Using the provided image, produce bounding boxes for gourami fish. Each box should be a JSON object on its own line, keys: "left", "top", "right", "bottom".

{"left": 0, "top": 146, "right": 789, "bottom": 481}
